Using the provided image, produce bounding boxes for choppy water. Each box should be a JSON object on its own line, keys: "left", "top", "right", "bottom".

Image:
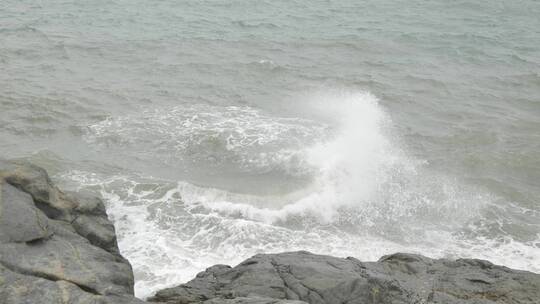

{"left": 1, "top": 0, "right": 540, "bottom": 299}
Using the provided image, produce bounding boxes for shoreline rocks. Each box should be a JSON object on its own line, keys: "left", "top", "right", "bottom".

{"left": 0, "top": 160, "right": 144, "bottom": 303}
{"left": 150, "top": 251, "right": 540, "bottom": 304}
{"left": 1, "top": 160, "right": 539, "bottom": 304}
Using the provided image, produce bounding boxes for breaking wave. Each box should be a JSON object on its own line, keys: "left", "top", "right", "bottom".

{"left": 71, "top": 90, "right": 540, "bottom": 298}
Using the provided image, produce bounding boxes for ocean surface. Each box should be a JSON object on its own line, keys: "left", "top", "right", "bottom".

{"left": 1, "top": 0, "right": 539, "bottom": 298}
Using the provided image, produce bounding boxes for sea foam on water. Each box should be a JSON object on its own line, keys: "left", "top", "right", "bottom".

{"left": 63, "top": 89, "right": 540, "bottom": 298}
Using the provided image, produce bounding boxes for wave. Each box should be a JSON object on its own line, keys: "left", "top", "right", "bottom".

{"left": 71, "top": 89, "right": 540, "bottom": 298}
{"left": 167, "top": 91, "right": 484, "bottom": 227}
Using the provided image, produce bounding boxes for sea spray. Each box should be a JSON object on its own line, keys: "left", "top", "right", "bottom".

{"left": 58, "top": 90, "right": 540, "bottom": 298}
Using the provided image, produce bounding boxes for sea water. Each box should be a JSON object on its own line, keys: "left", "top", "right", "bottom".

{"left": 1, "top": 0, "right": 539, "bottom": 298}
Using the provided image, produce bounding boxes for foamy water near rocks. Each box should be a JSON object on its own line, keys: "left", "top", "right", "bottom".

{"left": 1, "top": 161, "right": 539, "bottom": 304}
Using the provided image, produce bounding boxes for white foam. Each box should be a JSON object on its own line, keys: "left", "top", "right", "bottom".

{"left": 84, "top": 104, "right": 328, "bottom": 175}
{"left": 61, "top": 168, "right": 540, "bottom": 299}
{"left": 186, "top": 91, "right": 478, "bottom": 227}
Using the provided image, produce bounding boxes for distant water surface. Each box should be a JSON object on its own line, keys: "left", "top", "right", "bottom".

{"left": 1, "top": 0, "right": 539, "bottom": 298}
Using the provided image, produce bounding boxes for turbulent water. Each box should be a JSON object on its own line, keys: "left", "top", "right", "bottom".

{"left": 1, "top": 0, "right": 540, "bottom": 299}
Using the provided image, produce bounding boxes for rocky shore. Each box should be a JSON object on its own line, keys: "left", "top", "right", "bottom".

{"left": 150, "top": 252, "right": 540, "bottom": 304}
{"left": 1, "top": 161, "right": 539, "bottom": 304}
{"left": 0, "top": 160, "right": 144, "bottom": 303}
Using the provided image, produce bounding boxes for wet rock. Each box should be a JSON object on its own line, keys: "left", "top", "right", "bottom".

{"left": 0, "top": 160, "right": 144, "bottom": 304}
{"left": 150, "top": 251, "right": 540, "bottom": 304}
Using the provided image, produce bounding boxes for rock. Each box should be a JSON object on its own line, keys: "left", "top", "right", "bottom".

{"left": 203, "top": 297, "right": 308, "bottom": 304}
{"left": 0, "top": 160, "right": 145, "bottom": 304}
{"left": 0, "top": 182, "right": 52, "bottom": 243}
{"left": 0, "top": 160, "right": 76, "bottom": 221}
{"left": 150, "top": 251, "right": 540, "bottom": 304}
{"left": 67, "top": 191, "right": 121, "bottom": 255}
{"left": 0, "top": 263, "right": 146, "bottom": 304}
{"left": 71, "top": 212, "right": 120, "bottom": 254}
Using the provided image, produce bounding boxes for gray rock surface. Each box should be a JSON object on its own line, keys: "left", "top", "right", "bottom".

{"left": 203, "top": 297, "right": 308, "bottom": 304}
{"left": 0, "top": 160, "right": 145, "bottom": 304}
{"left": 149, "top": 251, "right": 540, "bottom": 304}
